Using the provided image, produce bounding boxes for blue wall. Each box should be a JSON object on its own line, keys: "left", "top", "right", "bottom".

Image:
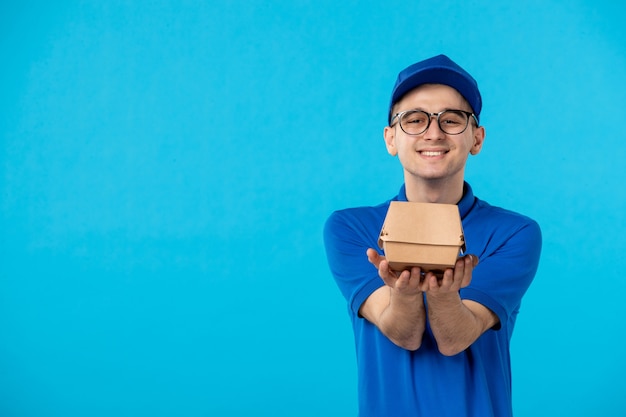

{"left": 1, "top": 1, "right": 625, "bottom": 416}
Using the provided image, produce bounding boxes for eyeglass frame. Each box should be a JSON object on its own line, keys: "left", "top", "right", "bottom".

{"left": 389, "top": 109, "right": 479, "bottom": 136}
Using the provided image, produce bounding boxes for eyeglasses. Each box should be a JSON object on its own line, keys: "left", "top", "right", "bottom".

{"left": 390, "top": 109, "right": 478, "bottom": 135}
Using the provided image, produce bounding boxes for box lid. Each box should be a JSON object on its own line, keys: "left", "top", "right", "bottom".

{"left": 378, "top": 201, "right": 466, "bottom": 250}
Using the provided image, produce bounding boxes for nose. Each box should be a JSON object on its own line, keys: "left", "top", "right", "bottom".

{"left": 422, "top": 115, "right": 445, "bottom": 140}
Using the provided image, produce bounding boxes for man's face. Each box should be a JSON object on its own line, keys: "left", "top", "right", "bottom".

{"left": 383, "top": 84, "right": 485, "bottom": 184}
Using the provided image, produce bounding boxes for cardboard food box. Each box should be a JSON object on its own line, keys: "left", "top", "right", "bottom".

{"left": 378, "top": 201, "right": 466, "bottom": 272}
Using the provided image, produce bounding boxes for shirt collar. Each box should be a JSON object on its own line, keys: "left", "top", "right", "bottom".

{"left": 396, "top": 182, "right": 475, "bottom": 218}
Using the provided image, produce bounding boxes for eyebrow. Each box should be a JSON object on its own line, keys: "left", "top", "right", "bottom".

{"left": 402, "top": 107, "right": 473, "bottom": 113}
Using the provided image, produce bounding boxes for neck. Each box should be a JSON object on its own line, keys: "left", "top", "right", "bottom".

{"left": 404, "top": 176, "right": 465, "bottom": 204}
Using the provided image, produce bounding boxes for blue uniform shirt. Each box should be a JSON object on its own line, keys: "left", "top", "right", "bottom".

{"left": 323, "top": 183, "right": 542, "bottom": 417}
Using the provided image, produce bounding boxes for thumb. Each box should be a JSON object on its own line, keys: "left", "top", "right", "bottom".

{"left": 366, "top": 248, "right": 384, "bottom": 267}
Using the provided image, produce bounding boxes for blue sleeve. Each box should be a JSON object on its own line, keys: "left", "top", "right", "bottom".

{"left": 460, "top": 215, "right": 542, "bottom": 332}
{"left": 323, "top": 209, "right": 385, "bottom": 317}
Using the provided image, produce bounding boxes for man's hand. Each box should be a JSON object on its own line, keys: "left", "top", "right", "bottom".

{"left": 418, "top": 254, "right": 478, "bottom": 295}
{"left": 417, "top": 254, "right": 499, "bottom": 356}
{"left": 366, "top": 248, "right": 423, "bottom": 297}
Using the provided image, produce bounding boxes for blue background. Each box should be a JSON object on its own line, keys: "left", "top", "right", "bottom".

{"left": 1, "top": 1, "right": 625, "bottom": 416}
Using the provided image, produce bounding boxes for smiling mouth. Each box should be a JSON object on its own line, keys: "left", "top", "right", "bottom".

{"left": 419, "top": 150, "right": 447, "bottom": 156}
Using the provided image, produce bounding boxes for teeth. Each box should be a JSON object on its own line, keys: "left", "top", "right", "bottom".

{"left": 422, "top": 151, "right": 445, "bottom": 156}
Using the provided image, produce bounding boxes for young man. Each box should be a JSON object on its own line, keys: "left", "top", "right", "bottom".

{"left": 323, "top": 54, "right": 542, "bottom": 417}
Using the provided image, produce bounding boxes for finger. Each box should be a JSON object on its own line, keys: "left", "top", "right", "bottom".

{"left": 470, "top": 254, "right": 479, "bottom": 267}
{"left": 418, "top": 272, "right": 439, "bottom": 292}
{"left": 366, "top": 248, "right": 384, "bottom": 268}
{"left": 446, "top": 257, "right": 468, "bottom": 290}
{"left": 460, "top": 255, "right": 475, "bottom": 288}
{"left": 394, "top": 269, "right": 412, "bottom": 289}
{"left": 377, "top": 259, "right": 399, "bottom": 285}
{"left": 407, "top": 266, "right": 424, "bottom": 287}
{"left": 440, "top": 267, "right": 456, "bottom": 290}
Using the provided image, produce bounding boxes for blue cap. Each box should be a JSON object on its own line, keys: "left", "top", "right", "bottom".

{"left": 388, "top": 54, "right": 482, "bottom": 124}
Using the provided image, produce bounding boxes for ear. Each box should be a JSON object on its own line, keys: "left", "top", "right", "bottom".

{"left": 470, "top": 126, "right": 485, "bottom": 155}
{"left": 383, "top": 125, "right": 398, "bottom": 156}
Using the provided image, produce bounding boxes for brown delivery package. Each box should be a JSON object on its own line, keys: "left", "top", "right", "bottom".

{"left": 378, "top": 201, "right": 466, "bottom": 273}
